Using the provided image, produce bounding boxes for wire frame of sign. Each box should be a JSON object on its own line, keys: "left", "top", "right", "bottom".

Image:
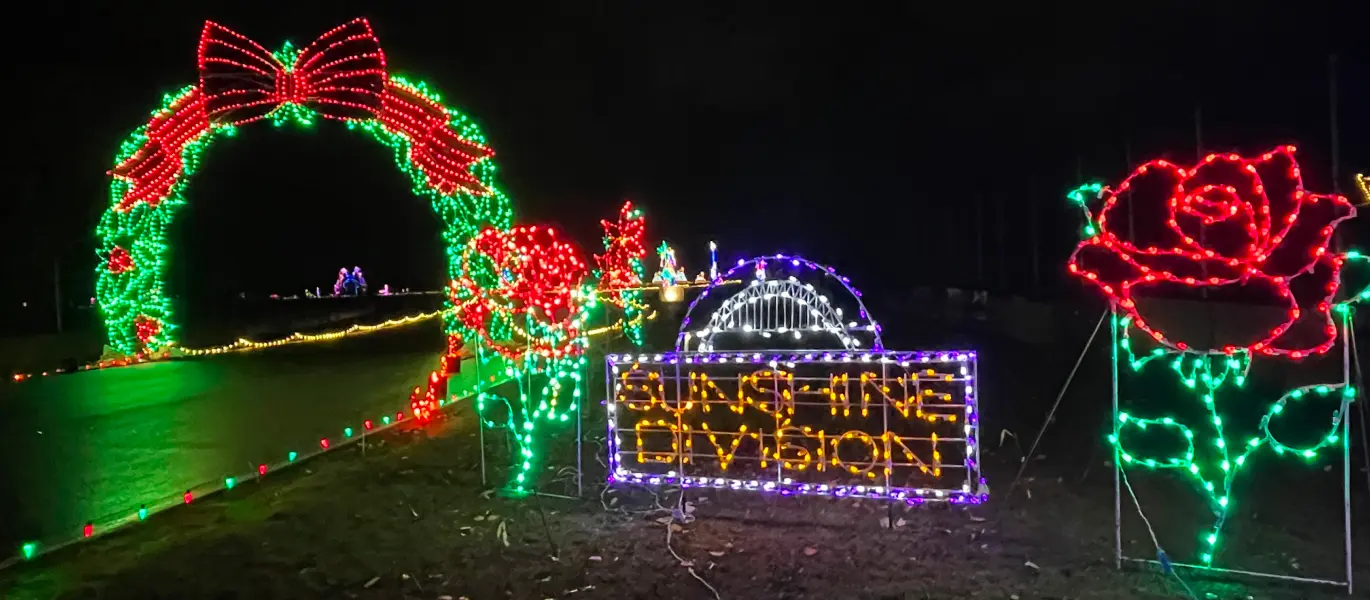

{"left": 674, "top": 255, "right": 883, "bottom": 352}
{"left": 605, "top": 350, "right": 987, "bottom": 503}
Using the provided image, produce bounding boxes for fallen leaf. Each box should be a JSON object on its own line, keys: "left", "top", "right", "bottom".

{"left": 803, "top": 547, "right": 818, "bottom": 556}
{"left": 969, "top": 515, "right": 986, "bottom": 522}
{"left": 709, "top": 551, "right": 725, "bottom": 557}
{"left": 474, "top": 515, "right": 485, "bottom": 522}
{"left": 1024, "top": 560, "right": 1040, "bottom": 572}
{"left": 363, "top": 576, "right": 379, "bottom": 588}
{"left": 654, "top": 516, "right": 672, "bottom": 525}
{"left": 879, "top": 516, "right": 890, "bottom": 528}
{"left": 895, "top": 518, "right": 906, "bottom": 528}
{"left": 497, "top": 521, "right": 510, "bottom": 547}
{"left": 589, "top": 556, "right": 602, "bottom": 561}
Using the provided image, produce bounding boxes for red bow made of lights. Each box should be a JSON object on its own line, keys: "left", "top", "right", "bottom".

{"left": 108, "top": 18, "right": 494, "bottom": 212}
{"left": 1068, "top": 146, "right": 1357, "bottom": 358}
{"left": 454, "top": 226, "right": 589, "bottom": 360}
{"left": 197, "top": 19, "right": 388, "bottom": 124}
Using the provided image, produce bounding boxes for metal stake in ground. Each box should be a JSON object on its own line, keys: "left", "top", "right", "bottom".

{"left": 996, "top": 307, "right": 1108, "bottom": 515}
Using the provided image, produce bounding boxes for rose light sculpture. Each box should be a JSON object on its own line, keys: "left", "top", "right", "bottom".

{"left": 453, "top": 224, "right": 593, "bottom": 493}
{"left": 1066, "top": 145, "right": 1368, "bottom": 576}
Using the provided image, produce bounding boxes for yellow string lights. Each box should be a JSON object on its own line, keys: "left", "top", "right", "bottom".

{"left": 181, "top": 309, "right": 449, "bottom": 356}
{"left": 10, "top": 309, "right": 451, "bottom": 382}
{"left": 1356, "top": 173, "right": 1367, "bottom": 204}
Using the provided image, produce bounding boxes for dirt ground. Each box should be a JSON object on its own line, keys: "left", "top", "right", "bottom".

{"left": 0, "top": 395, "right": 1365, "bottom": 600}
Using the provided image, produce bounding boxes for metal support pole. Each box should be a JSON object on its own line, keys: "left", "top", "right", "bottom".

{"left": 1111, "top": 303, "right": 1121, "bottom": 570}
{"left": 881, "top": 360, "right": 892, "bottom": 497}
{"left": 1341, "top": 312, "right": 1353, "bottom": 595}
{"left": 675, "top": 359, "right": 686, "bottom": 483}
{"left": 575, "top": 357, "right": 583, "bottom": 498}
{"left": 477, "top": 346, "right": 487, "bottom": 487}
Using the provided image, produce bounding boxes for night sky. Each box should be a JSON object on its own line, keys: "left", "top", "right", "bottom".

{"left": 1, "top": 1, "right": 1366, "bottom": 334}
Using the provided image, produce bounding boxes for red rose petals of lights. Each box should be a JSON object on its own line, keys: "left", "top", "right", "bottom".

{"left": 1067, "top": 145, "right": 1357, "bottom": 358}
{"left": 595, "top": 200, "right": 647, "bottom": 294}
{"left": 454, "top": 226, "right": 589, "bottom": 360}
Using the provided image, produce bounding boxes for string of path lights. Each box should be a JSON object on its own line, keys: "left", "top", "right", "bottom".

{"left": 7, "top": 348, "right": 512, "bottom": 568}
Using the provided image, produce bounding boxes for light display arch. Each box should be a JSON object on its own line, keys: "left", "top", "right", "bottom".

{"left": 95, "top": 18, "right": 513, "bottom": 354}
{"left": 674, "top": 254, "right": 884, "bottom": 352}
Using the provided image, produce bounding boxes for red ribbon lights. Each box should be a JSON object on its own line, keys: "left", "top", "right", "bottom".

{"left": 198, "top": 19, "right": 388, "bottom": 124}
{"left": 109, "top": 18, "right": 493, "bottom": 212}
{"left": 1068, "top": 146, "right": 1357, "bottom": 358}
{"left": 454, "top": 226, "right": 589, "bottom": 360}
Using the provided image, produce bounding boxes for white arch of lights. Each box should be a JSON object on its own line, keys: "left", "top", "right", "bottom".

{"left": 674, "top": 254, "right": 884, "bottom": 351}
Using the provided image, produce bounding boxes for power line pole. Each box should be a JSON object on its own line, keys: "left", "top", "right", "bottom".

{"left": 1329, "top": 54, "right": 1342, "bottom": 252}
{"left": 53, "top": 257, "right": 63, "bottom": 334}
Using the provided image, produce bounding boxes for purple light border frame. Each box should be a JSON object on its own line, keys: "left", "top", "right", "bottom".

{"left": 605, "top": 350, "right": 988, "bottom": 506}
{"left": 674, "top": 254, "right": 885, "bottom": 351}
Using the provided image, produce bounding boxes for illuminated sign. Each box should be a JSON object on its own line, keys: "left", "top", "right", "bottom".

{"left": 606, "top": 350, "right": 987, "bottom": 504}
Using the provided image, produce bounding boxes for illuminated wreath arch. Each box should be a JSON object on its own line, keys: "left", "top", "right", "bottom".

{"left": 674, "top": 254, "right": 884, "bottom": 351}
{"left": 95, "top": 18, "right": 513, "bottom": 354}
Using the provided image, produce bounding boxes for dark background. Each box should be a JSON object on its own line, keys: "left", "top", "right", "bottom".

{"left": 1, "top": 0, "right": 1366, "bottom": 336}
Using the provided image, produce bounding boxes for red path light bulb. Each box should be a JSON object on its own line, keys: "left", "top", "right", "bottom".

{"left": 83, "top": 522, "right": 93, "bottom": 538}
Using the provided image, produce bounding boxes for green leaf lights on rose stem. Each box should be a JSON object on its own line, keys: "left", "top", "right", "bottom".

{"left": 478, "top": 353, "right": 588, "bottom": 494}
{"left": 97, "top": 18, "right": 514, "bottom": 356}
{"left": 472, "top": 294, "right": 594, "bottom": 494}
{"left": 1066, "top": 182, "right": 1104, "bottom": 237}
